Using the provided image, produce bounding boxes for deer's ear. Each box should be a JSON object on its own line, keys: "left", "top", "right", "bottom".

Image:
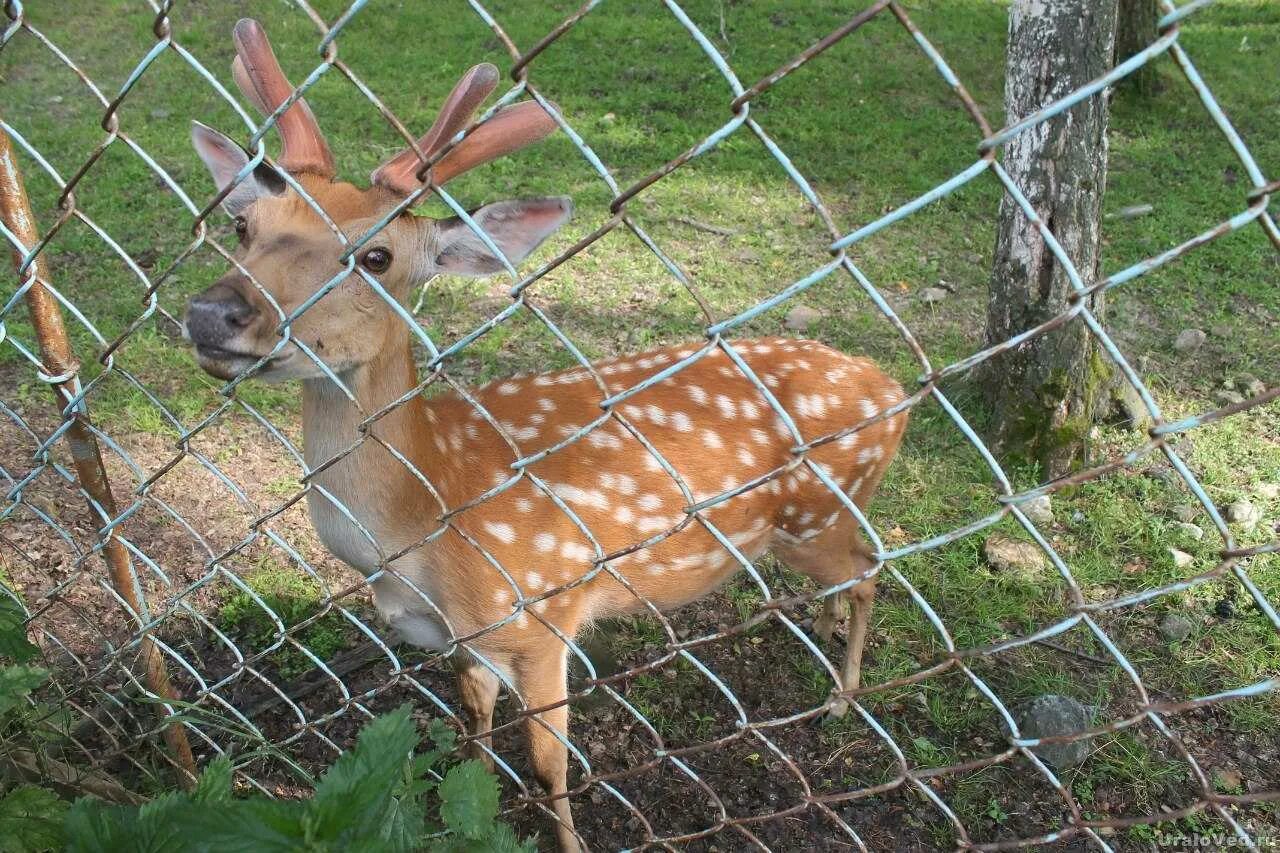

{"left": 431, "top": 197, "right": 572, "bottom": 277}
{"left": 190, "top": 121, "right": 285, "bottom": 216}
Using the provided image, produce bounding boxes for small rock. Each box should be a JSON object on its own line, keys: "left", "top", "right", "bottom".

{"left": 1213, "top": 767, "right": 1244, "bottom": 792}
{"left": 1071, "top": 510, "right": 1085, "bottom": 524}
{"left": 1226, "top": 500, "right": 1262, "bottom": 532}
{"left": 918, "top": 287, "right": 948, "bottom": 304}
{"left": 1256, "top": 483, "right": 1280, "bottom": 500}
{"left": 1168, "top": 548, "right": 1194, "bottom": 569}
{"left": 150, "top": 107, "right": 171, "bottom": 120}
{"left": 1107, "top": 203, "right": 1154, "bottom": 220}
{"left": 1107, "top": 380, "right": 1153, "bottom": 432}
{"left": 1158, "top": 612, "right": 1194, "bottom": 643}
{"left": 1173, "top": 328, "right": 1207, "bottom": 353}
{"left": 1018, "top": 694, "right": 1093, "bottom": 769}
{"left": 1173, "top": 505, "right": 1199, "bottom": 523}
{"left": 49, "top": 95, "right": 63, "bottom": 104}
{"left": 784, "top": 305, "right": 822, "bottom": 331}
{"left": 1238, "top": 375, "right": 1266, "bottom": 398}
{"left": 984, "top": 535, "right": 1048, "bottom": 580}
{"left": 1022, "top": 495, "right": 1054, "bottom": 527}
{"left": 1173, "top": 522, "right": 1204, "bottom": 541}
{"left": 601, "top": 112, "right": 617, "bottom": 124}
{"left": 1215, "top": 389, "right": 1245, "bottom": 407}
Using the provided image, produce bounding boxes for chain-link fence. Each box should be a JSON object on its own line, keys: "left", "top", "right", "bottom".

{"left": 2, "top": 0, "right": 1278, "bottom": 849}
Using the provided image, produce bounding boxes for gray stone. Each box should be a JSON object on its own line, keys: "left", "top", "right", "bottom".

{"left": 1173, "top": 328, "right": 1207, "bottom": 353}
{"left": 984, "top": 535, "right": 1048, "bottom": 580}
{"left": 1022, "top": 494, "right": 1054, "bottom": 527}
{"left": 150, "top": 108, "right": 171, "bottom": 120}
{"left": 1226, "top": 500, "right": 1262, "bottom": 533}
{"left": 1168, "top": 548, "right": 1194, "bottom": 569}
{"left": 1107, "top": 380, "right": 1153, "bottom": 431}
{"left": 919, "top": 287, "right": 949, "bottom": 304}
{"left": 1017, "top": 694, "right": 1094, "bottom": 769}
{"left": 1213, "top": 767, "right": 1244, "bottom": 793}
{"left": 1173, "top": 505, "right": 1199, "bottom": 523}
{"left": 784, "top": 305, "right": 822, "bottom": 331}
{"left": 1158, "top": 612, "right": 1194, "bottom": 643}
{"left": 1239, "top": 375, "right": 1266, "bottom": 398}
{"left": 1173, "top": 522, "right": 1204, "bottom": 541}
{"left": 1257, "top": 483, "right": 1280, "bottom": 500}
{"left": 1216, "top": 389, "right": 1245, "bottom": 407}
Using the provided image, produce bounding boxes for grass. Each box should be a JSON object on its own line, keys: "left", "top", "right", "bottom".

{"left": 216, "top": 558, "right": 356, "bottom": 682}
{"left": 2, "top": 0, "right": 1278, "bottom": 847}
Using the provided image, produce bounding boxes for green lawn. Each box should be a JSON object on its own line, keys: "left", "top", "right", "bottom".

{"left": 2, "top": 0, "right": 1277, "bottom": 847}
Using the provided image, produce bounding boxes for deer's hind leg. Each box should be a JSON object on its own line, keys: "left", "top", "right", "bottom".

{"left": 513, "top": 644, "right": 582, "bottom": 853}
{"left": 775, "top": 520, "right": 878, "bottom": 718}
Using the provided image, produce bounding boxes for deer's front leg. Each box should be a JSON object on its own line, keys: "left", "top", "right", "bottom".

{"left": 455, "top": 656, "right": 502, "bottom": 771}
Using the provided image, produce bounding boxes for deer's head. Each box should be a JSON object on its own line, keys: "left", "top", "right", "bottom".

{"left": 184, "top": 19, "right": 571, "bottom": 381}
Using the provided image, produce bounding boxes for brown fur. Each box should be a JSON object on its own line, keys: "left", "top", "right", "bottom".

{"left": 189, "top": 167, "right": 906, "bottom": 852}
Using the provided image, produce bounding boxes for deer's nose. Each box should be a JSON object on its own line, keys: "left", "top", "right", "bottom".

{"left": 185, "top": 281, "right": 258, "bottom": 345}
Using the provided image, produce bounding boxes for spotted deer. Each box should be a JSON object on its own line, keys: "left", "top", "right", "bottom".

{"left": 183, "top": 19, "right": 907, "bottom": 851}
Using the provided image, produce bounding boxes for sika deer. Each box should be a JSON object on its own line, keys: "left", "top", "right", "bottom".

{"left": 183, "top": 19, "right": 907, "bottom": 851}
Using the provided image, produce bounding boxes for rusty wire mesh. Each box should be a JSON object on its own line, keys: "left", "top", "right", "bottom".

{"left": 1, "top": 0, "right": 1278, "bottom": 850}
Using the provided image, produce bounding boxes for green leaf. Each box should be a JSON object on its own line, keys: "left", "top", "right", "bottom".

{"left": 0, "top": 785, "right": 67, "bottom": 853}
{"left": 307, "top": 704, "right": 419, "bottom": 845}
{"left": 0, "top": 596, "right": 38, "bottom": 664}
{"left": 0, "top": 664, "right": 48, "bottom": 715}
{"left": 427, "top": 717, "right": 457, "bottom": 754}
{"left": 437, "top": 761, "right": 499, "bottom": 841}
{"left": 192, "top": 756, "right": 233, "bottom": 804}
{"left": 164, "top": 797, "right": 305, "bottom": 853}
{"left": 63, "top": 796, "right": 185, "bottom": 853}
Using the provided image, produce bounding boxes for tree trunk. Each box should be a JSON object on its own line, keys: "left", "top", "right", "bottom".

{"left": 1115, "top": 0, "right": 1160, "bottom": 96}
{"left": 982, "top": 0, "right": 1118, "bottom": 478}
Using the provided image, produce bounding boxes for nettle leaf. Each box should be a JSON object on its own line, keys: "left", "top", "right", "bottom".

{"left": 0, "top": 596, "right": 39, "bottom": 663}
{"left": 0, "top": 664, "right": 48, "bottom": 715}
{"left": 0, "top": 785, "right": 67, "bottom": 853}
{"left": 428, "top": 717, "right": 458, "bottom": 754}
{"left": 166, "top": 798, "right": 304, "bottom": 852}
{"left": 438, "top": 760, "right": 499, "bottom": 841}
{"left": 192, "top": 756, "right": 233, "bottom": 804}
{"left": 307, "top": 704, "right": 419, "bottom": 844}
{"left": 64, "top": 796, "right": 185, "bottom": 853}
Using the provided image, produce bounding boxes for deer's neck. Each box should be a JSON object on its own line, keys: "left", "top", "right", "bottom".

{"left": 300, "top": 340, "right": 438, "bottom": 572}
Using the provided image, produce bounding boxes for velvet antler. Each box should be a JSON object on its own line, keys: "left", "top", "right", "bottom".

{"left": 371, "top": 65, "right": 558, "bottom": 196}
{"left": 230, "top": 18, "right": 335, "bottom": 177}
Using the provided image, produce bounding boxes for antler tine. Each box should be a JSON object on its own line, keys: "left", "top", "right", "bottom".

{"left": 430, "top": 100, "right": 559, "bottom": 187}
{"left": 231, "top": 18, "right": 335, "bottom": 177}
{"left": 370, "top": 63, "right": 500, "bottom": 196}
{"left": 231, "top": 55, "right": 272, "bottom": 116}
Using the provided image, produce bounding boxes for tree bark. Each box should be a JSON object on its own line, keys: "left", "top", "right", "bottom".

{"left": 1115, "top": 0, "right": 1160, "bottom": 96}
{"left": 982, "top": 0, "right": 1118, "bottom": 477}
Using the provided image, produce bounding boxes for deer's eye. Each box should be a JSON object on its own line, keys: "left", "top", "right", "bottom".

{"left": 361, "top": 248, "right": 392, "bottom": 274}
{"left": 233, "top": 217, "right": 248, "bottom": 241}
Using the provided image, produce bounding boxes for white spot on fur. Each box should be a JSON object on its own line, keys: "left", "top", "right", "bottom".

{"left": 484, "top": 521, "right": 516, "bottom": 544}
